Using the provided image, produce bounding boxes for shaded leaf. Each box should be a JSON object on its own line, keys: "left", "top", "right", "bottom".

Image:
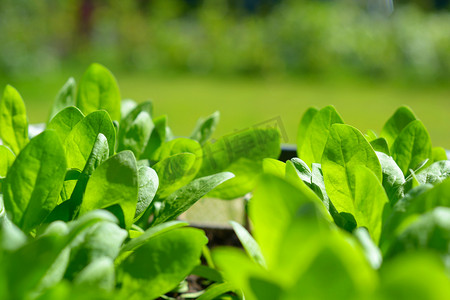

{"left": 3, "top": 130, "right": 67, "bottom": 233}
{"left": 79, "top": 151, "right": 138, "bottom": 229}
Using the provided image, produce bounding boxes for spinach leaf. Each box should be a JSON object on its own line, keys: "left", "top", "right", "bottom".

{"left": 117, "top": 102, "right": 153, "bottom": 159}
{"left": 230, "top": 220, "right": 266, "bottom": 267}
{"left": 152, "top": 172, "right": 234, "bottom": 226}
{"left": 415, "top": 160, "right": 450, "bottom": 185}
{"left": 385, "top": 207, "right": 450, "bottom": 259}
{"left": 190, "top": 111, "right": 220, "bottom": 146}
{"left": 288, "top": 157, "right": 312, "bottom": 184}
{"left": 296, "top": 107, "right": 318, "bottom": 155}
{"left": 262, "top": 158, "right": 286, "bottom": 178}
{"left": 78, "top": 151, "right": 138, "bottom": 229}
{"left": 250, "top": 175, "right": 330, "bottom": 268}
{"left": 73, "top": 257, "right": 115, "bottom": 291}
{"left": 141, "top": 114, "right": 172, "bottom": 161}
{"left": 370, "top": 137, "right": 390, "bottom": 155}
{"left": 381, "top": 106, "right": 416, "bottom": 147}
{"left": 152, "top": 153, "right": 196, "bottom": 199}
{"left": 0, "top": 85, "right": 28, "bottom": 155}
{"left": 432, "top": 147, "right": 448, "bottom": 162}
{"left": 297, "top": 106, "right": 344, "bottom": 167}
{"left": 76, "top": 63, "right": 121, "bottom": 121}
{"left": 3, "top": 130, "right": 67, "bottom": 233}
{"left": 6, "top": 230, "right": 67, "bottom": 299}
{"left": 377, "top": 253, "right": 450, "bottom": 299}
{"left": 198, "top": 128, "right": 281, "bottom": 199}
{"left": 64, "top": 110, "right": 115, "bottom": 170}
{"left": 391, "top": 120, "right": 432, "bottom": 176}
{"left": 376, "top": 152, "right": 405, "bottom": 206}
{"left": 117, "top": 228, "right": 207, "bottom": 299}
{"left": 65, "top": 221, "right": 127, "bottom": 280}
{"left": 119, "top": 221, "right": 187, "bottom": 254}
{"left": 120, "top": 99, "right": 138, "bottom": 120}
{"left": 381, "top": 178, "right": 450, "bottom": 247}
{"left": 48, "top": 77, "right": 76, "bottom": 122}
{"left": 134, "top": 166, "right": 158, "bottom": 220}
{"left": 47, "top": 106, "right": 84, "bottom": 144}
{"left": 0, "top": 145, "right": 15, "bottom": 179}
{"left": 349, "top": 166, "right": 389, "bottom": 243}
{"left": 322, "top": 124, "right": 383, "bottom": 225}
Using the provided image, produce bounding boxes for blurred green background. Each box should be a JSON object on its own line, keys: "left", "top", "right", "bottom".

{"left": 1, "top": 0, "right": 449, "bottom": 148}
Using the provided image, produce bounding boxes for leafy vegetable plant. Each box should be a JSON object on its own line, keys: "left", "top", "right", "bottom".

{"left": 0, "top": 63, "right": 280, "bottom": 299}
{"left": 210, "top": 106, "right": 450, "bottom": 300}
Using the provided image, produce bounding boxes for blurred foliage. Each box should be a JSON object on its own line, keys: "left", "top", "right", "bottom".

{"left": 0, "top": 0, "right": 449, "bottom": 82}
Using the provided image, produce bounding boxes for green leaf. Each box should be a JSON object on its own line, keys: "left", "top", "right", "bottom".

{"left": 152, "top": 172, "right": 234, "bottom": 225}
{"left": 135, "top": 166, "right": 158, "bottom": 220}
{"left": 385, "top": 207, "right": 450, "bottom": 259}
{"left": 297, "top": 106, "right": 344, "bottom": 167}
{"left": 296, "top": 107, "right": 318, "bottom": 153}
{"left": 376, "top": 152, "right": 405, "bottom": 206}
{"left": 47, "top": 106, "right": 84, "bottom": 144}
{"left": 64, "top": 110, "right": 115, "bottom": 170}
{"left": 432, "top": 147, "right": 448, "bottom": 162}
{"left": 381, "top": 106, "right": 416, "bottom": 147}
{"left": 141, "top": 115, "right": 171, "bottom": 161}
{"left": 0, "top": 216, "right": 27, "bottom": 251}
{"left": 0, "top": 85, "right": 28, "bottom": 155}
{"left": 230, "top": 220, "right": 266, "bottom": 267}
{"left": 345, "top": 166, "right": 388, "bottom": 243}
{"left": 119, "top": 220, "right": 187, "bottom": 254}
{"left": 117, "top": 102, "right": 154, "bottom": 159}
{"left": 0, "top": 145, "right": 15, "bottom": 179}
{"left": 152, "top": 153, "right": 197, "bottom": 199}
{"left": 197, "top": 282, "right": 235, "bottom": 300}
{"left": 288, "top": 157, "right": 312, "bottom": 183}
{"left": 391, "top": 120, "right": 432, "bottom": 176}
{"left": 322, "top": 124, "right": 383, "bottom": 225}
{"left": 370, "top": 137, "right": 390, "bottom": 155}
{"left": 73, "top": 257, "right": 115, "bottom": 291}
{"left": 6, "top": 231, "right": 67, "bottom": 299}
{"left": 415, "top": 160, "right": 450, "bottom": 185}
{"left": 120, "top": 99, "right": 138, "bottom": 120}
{"left": 353, "top": 227, "right": 382, "bottom": 269}
{"left": 48, "top": 77, "right": 76, "bottom": 122}
{"left": 365, "top": 129, "right": 378, "bottom": 141}
{"left": 65, "top": 221, "right": 127, "bottom": 280}
{"left": 190, "top": 111, "right": 220, "bottom": 146}
{"left": 3, "top": 130, "right": 67, "bottom": 233}
{"left": 79, "top": 151, "right": 138, "bottom": 229}
{"left": 262, "top": 158, "right": 285, "bottom": 178}
{"left": 153, "top": 138, "right": 203, "bottom": 187}
{"left": 212, "top": 247, "right": 270, "bottom": 300}
{"left": 250, "top": 175, "right": 330, "bottom": 268}
{"left": 381, "top": 178, "right": 450, "bottom": 246}
{"left": 377, "top": 253, "right": 450, "bottom": 300}
{"left": 76, "top": 63, "right": 121, "bottom": 121}
{"left": 198, "top": 128, "right": 281, "bottom": 199}
{"left": 118, "top": 227, "right": 207, "bottom": 299}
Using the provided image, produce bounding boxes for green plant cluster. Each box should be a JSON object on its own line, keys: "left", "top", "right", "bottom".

{"left": 0, "top": 64, "right": 449, "bottom": 299}
{"left": 212, "top": 105, "right": 450, "bottom": 299}
{"left": 0, "top": 64, "right": 280, "bottom": 299}
{"left": 1, "top": 0, "right": 449, "bottom": 81}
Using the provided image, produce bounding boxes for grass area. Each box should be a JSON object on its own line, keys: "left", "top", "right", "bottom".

{"left": 3, "top": 73, "right": 450, "bottom": 149}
